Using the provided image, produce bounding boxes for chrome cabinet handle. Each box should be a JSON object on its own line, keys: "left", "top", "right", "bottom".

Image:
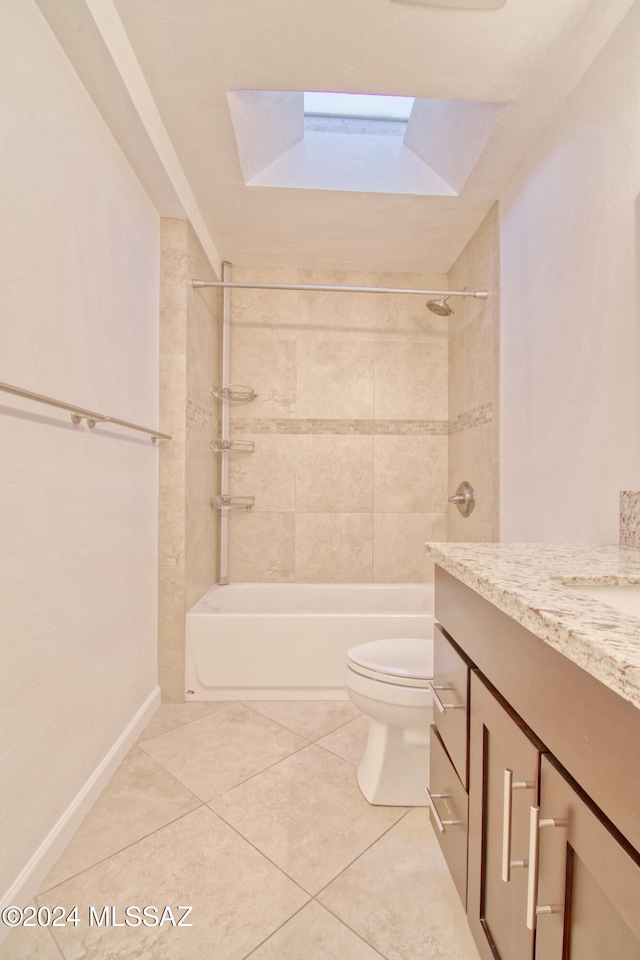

{"left": 502, "top": 769, "right": 515, "bottom": 882}
{"left": 501, "top": 770, "right": 534, "bottom": 882}
{"left": 430, "top": 682, "right": 465, "bottom": 714}
{"left": 425, "top": 788, "right": 464, "bottom": 834}
{"left": 526, "top": 805, "right": 567, "bottom": 929}
{"left": 526, "top": 805, "right": 541, "bottom": 930}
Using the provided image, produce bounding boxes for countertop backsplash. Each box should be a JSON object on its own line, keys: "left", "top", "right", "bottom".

{"left": 620, "top": 490, "right": 640, "bottom": 547}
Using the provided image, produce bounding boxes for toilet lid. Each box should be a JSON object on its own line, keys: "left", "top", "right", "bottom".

{"left": 347, "top": 638, "right": 432, "bottom": 681}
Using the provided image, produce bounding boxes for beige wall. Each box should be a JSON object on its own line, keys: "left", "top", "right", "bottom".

{"left": 159, "top": 219, "right": 220, "bottom": 702}
{"left": 226, "top": 268, "right": 450, "bottom": 583}
{"left": 448, "top": 204, "right": 501, "bottom": 542}
{"left": 500, "top": 1, "right": 640, "bottom": 542}
{"left": 1, "top": 0, "right": 160, "bottom": 914}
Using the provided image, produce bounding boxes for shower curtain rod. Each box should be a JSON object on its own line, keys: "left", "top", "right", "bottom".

{"left": 192, "top": 279, "right": 488, "bottom": 298}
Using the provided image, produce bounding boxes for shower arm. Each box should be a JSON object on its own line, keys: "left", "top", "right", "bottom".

{"left": 192, "top": 279, "right": 488, "bottom": 298}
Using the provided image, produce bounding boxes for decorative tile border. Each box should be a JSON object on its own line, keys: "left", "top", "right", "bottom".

{"left": 448, "top": 402, "right": 493, "bottom": 435}
{"left": 230, "top": 417, "right": 449, "bottom": 436}
{"left": 187, "top": 399, "right": 213, "bottom": 426}
{"left": 231, "top": 404, "right": 492, "bottom": 437}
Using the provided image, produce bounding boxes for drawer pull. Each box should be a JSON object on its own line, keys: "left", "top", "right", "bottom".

{"left": 502, "top": 769, "right": 535, "bottom": 882}
{"left": 526, "top": 805, "right": 568, "bottom": 930}
{"left": 430, "top": 682, "right": 465, "bottom": 714}
{"left": 425, "top": 787, "right": 464, "bottom": 834}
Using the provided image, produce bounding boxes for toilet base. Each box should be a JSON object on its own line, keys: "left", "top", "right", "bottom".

{"left": 356, "top": 719, "right": 430, "bottom": 806}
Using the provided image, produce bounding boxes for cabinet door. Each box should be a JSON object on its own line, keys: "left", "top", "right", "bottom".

{"left": 532, "top": 754, "right": 640, "bottom": 959}
{"left": 468, "top": 673, "right": 541, "bottom": 960}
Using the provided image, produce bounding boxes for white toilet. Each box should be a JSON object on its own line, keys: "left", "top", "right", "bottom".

{"left": 345, "top": 637, "right": 434, "bottom": 806}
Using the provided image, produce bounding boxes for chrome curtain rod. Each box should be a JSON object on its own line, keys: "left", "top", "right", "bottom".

{"left": 0, "top": 380, "right": 171, "bottom": 442}
{"left": 192, "top": 280, "right": 488, "bottom": 298}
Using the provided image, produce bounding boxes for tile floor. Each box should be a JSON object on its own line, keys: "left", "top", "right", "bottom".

{"left": 0, "top": 701, "right": 480, "bottom": 960}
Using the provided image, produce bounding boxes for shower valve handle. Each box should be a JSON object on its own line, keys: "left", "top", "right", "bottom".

{"left": 448, "top": 481, "right": 476, "bottom": 518}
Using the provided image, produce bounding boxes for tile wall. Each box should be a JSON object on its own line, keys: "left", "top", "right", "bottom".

{"left": 226, "top": 268, "right": 450, "bottom": 582}
{"left": 158, "top": 219, "right": 220, "bottom": 701}
{"left": 448, "top": 204, "right": 501, "bottom": 542}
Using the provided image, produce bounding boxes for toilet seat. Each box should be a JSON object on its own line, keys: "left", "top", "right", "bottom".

{"left": 347, "top": 637, "right": 432, "bottom": 688}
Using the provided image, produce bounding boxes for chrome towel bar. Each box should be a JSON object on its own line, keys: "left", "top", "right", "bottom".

{"left": 0, "top": 379, "right": 171, "bottom": 442}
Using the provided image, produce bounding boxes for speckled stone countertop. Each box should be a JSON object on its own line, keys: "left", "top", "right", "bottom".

{"left": 426, "top": 543, "right": 640, "bottom": 711}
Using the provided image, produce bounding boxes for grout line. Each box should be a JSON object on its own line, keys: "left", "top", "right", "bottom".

{"left": 132, "top": 745, "right": 205, "bottom": 806}
{"left": 309, "top": 901, "right": 391, "bottom": 959}
{"left": 240, "top": 701, "right": 361, "bottom": 743}
{"left": 239, "top": 901, "right": 311, "bottom": 959}
{"left": 206, "top": 804, "right": 314, "bottom": 897}
{"left": 313, "top": 807, "right": 413, "bottom": 900}
{"left": 36, "top": 804, "right": 208, "bottom": 898}
{"left": 240, "top": 899, "right": 391, "bottom": 960}
{"left": 202, "top": 739, "right": 314, "bottom": 805}
{"left": 135, "top": 703, "right": 219, "bottom": 744}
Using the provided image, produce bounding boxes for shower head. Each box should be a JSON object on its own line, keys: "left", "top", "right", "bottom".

{"left": 426, "top": 296, "right": 454, "bottom": 317}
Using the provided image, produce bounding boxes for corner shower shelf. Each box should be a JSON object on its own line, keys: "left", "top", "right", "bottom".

{"left": 211, "top": 438, "right": 255, "bottom": 454}
{"left": 211, "top": 495, "right": 255, "bottom": 513}
{"left": 211, "top": 384, "right": 257, "bottom": 403}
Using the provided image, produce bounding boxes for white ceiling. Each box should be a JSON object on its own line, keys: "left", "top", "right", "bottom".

{"left": 38, "top": 0, "right": 636, "bottom": 274}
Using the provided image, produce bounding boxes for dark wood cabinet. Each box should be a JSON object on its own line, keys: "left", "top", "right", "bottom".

{"left": 430, "top": 567, "right": 640, "bottom": 960}
{"left": 432, "top": 623, "right": 471, "bottom": 789}
{"left": 534, "top": 754, "right": 640, "bottom": 960}
{"left": 467, "top": 673, "right": 542, "bottom": 960}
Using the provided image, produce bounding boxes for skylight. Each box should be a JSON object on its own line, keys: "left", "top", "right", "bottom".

{"left": 304, "top": 92, "right": 415, "bottom": 137}
{"left": 304, "top": 93, "right": 415, "bottom": 121}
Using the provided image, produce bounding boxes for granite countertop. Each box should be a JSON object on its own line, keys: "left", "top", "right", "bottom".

{"left": 425, "top": 542, "right": 640, "bottom": 711}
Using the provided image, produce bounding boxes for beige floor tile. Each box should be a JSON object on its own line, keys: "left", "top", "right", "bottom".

{"left": 41, "top": 806, "right": 309, "bottom": 960}
{"left": 244, "top": 700, "right": 360, "bottom": 741}
{"left": 210, "top": 744, "right": 406, "bottom": 895}
{"left": 140, "top": 702, "right": 307, "bottom": 801}
{"left": 246, "top": 901, "right": 386, "bottom": 959}
{"left": 136, "top": 702, "right": 218, "bottom": 742}
{"left": 0, "top": 910, "right": 64, "bottom": 959}
{"left": 317, "top": 715, "right": 371, "bottom": 765}
{"left": 38, "top": 746, "right": 201, "bottom": 893}
{"left": 318, "top": 808, "right": 480, "bottom": 960}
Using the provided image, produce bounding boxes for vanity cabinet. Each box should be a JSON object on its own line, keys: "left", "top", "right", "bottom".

{"left": 430, "top": 566, "right": 640, "bottom": 960}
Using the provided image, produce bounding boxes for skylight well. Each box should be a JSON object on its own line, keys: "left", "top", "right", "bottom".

{"left": 227, "top": 88, "right": 503, "bottom": 196}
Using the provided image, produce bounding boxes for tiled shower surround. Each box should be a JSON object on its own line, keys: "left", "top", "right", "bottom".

{"left": 158, "top": 220, "right": 221, "bottom": 701}
{"left": 448, "top": 204, "right": 500, "bottom": 544}
{"left": 156, "top": 209, "right": 499, "bottom": 697}
{"left": 226, "top": 206, "right": 500, "bottom": 582}
{"left": 226, "top": 269, "right": 448, "bottom": 583}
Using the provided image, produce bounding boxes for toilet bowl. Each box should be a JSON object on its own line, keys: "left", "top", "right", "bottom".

{"left": 345, "top": 637, "right": 433, "bottom": 806}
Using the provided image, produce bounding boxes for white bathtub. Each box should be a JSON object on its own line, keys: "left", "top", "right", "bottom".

{"left": 185, "top": 582, "right": 434, "bottom": 700}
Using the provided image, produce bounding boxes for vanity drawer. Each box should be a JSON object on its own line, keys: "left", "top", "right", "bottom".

{"left": 433, "top": 624, "right": 472, "bottom": 789}
{"left": 428, "top": 725, "right": 469, "bottom": 907}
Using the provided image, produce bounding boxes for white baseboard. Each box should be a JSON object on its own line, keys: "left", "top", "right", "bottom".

{"left": 0, "top": 685, "right": 161, "bottom": 939}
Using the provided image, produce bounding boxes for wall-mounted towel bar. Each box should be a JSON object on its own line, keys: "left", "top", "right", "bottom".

{"left": 0, "top": 380, "right": 171, "bottom": 442}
